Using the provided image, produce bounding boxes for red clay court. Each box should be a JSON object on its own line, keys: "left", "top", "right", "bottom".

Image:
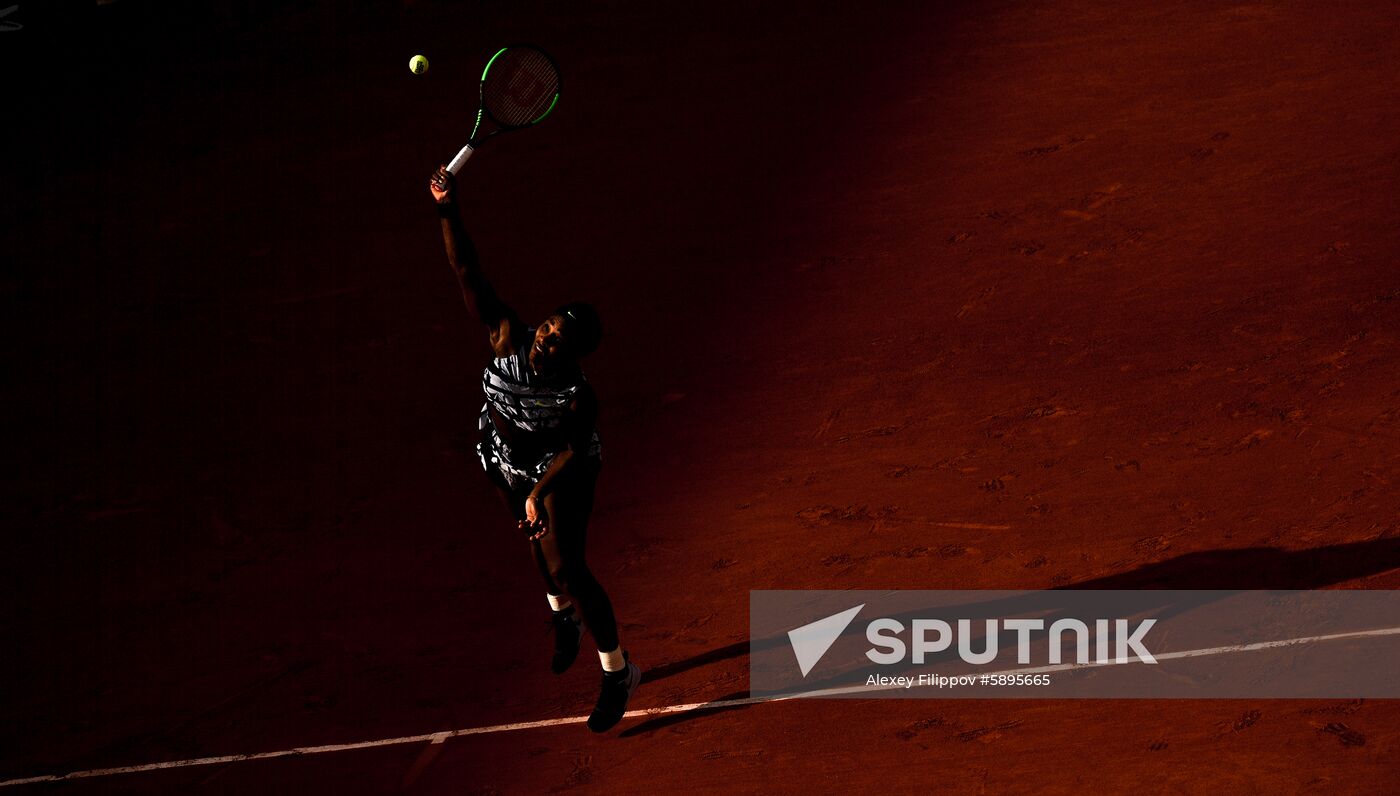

{"left": 4, "top": 0, "right": 1400, "bottom": 792}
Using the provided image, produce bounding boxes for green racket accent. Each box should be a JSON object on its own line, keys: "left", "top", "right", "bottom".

{"left": 530, "top": 92, "right": 560, "bottom": 124}
{"left": 481, "top": 47, "right": 509, "bottom": 81}
{"left": 468, "top": 46, "right": 501, "bottom": 141}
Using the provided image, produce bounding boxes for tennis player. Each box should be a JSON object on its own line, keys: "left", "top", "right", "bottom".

{"left": 430, "top": 166, "right": 640, "bottom": 732}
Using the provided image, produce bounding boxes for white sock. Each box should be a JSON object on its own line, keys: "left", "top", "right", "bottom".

{"left": 599, "top": 646, "right": 625, "bottom": 673}
{"left": 548, "top": 593, "right": 572, "bottom": 613}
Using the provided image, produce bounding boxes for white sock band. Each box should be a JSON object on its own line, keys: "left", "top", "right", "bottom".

{"left": 548, "top": 593, "right": 572, "bottom": 613}
{"left": 599, "top": 646, "right": 625, "bottom": 672}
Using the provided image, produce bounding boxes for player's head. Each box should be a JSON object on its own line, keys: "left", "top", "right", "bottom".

{"left": 530, "top": 302, "right": 602, "bottom": 372}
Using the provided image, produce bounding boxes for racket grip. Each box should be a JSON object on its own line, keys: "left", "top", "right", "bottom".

{"left": 447, "top": 144, "right": 476, "bottom": 175}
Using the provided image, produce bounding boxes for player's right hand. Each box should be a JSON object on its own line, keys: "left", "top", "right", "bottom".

{"left": 521, "top": 495, "right": 549, "bottom": 541}
{"left": 429, "top": 166, "right": 454, "bottom": 203}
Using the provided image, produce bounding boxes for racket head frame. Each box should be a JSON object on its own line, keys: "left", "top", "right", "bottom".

{"left": 448, "top": 44, "right": 560, "bottom": 175}
{"left": 471, "top": 44, "right": 562, "bottom": 142}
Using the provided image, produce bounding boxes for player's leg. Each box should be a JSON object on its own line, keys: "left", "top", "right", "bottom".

{"left": 530, "top": 525, "right": 584, "bottom": 675}
{"left": 481, "top": 447, "right": 583, "bottom": 673}
{"left": 537, "top": 462, "right": 640, "bottom": 732}
{"left": 535, "top": 462, "right": 617, "bottom": 649}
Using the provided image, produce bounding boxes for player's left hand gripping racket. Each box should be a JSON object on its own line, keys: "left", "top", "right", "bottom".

{"left": 445, "top": 45, "right": 561, "bottom": 174}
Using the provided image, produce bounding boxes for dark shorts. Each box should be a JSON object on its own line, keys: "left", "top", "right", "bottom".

{"left": 477, "top": 424, "right": 601, "bottom": 518}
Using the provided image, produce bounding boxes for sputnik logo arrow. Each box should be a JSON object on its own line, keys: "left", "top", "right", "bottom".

{"left": 787, "top": 604, "right": 864, "bottom": 677}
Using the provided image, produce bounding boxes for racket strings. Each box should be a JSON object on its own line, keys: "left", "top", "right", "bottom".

{"left": 482, "top": 48, "right": 560, "bottom": 127}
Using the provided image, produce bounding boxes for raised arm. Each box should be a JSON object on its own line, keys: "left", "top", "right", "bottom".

{"left": 430, "top": 166, "right": 521, "bottom": 357}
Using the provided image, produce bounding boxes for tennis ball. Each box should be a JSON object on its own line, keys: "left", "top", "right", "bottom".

{"left": 409, "top": 55, "right": 429, "bottom": 75}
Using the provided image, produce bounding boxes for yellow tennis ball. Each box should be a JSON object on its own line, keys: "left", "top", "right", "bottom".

{"left": 409, "top": 55, "right": 429, "bottom": 75}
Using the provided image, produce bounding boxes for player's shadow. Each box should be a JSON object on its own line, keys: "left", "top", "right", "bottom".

{"left": 639, "top": 641, "right": 748, "bottom": 686}
{"left": 1050, "top": 536, "right": 1400, "bottom": 590}
{"left": 621, "top": 536, "right": 1400, "bottom": 737}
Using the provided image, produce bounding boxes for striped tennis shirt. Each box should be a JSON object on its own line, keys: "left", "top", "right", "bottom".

{"left": 477, "top": 331, "right": 602, "bottom": 483}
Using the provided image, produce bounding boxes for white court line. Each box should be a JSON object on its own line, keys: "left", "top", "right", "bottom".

{"left": 4, "top": 625, "right": 1398, "bottom": 789}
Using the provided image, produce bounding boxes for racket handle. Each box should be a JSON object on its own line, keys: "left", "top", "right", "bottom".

{"left": 447, "top": 144, "right": 476, "bottom": 175}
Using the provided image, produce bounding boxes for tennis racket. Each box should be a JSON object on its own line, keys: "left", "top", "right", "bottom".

{"left": 445, "top": 45, "right": 562, "bottom": 174}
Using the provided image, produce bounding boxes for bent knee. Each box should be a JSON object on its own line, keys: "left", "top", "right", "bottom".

{"left": 545, "top": 562, "right": 569, "bottom": 590}
{"left": 551, "top": 562, "right": 596, "bottom": 593}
